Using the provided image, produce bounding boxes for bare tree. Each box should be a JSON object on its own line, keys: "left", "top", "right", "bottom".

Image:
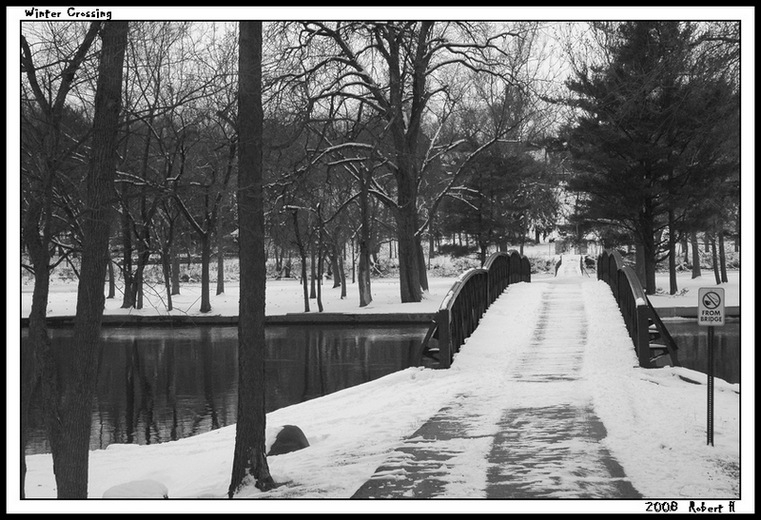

{"left": 274, "top": 22, "right": 532, "bottom": 302}
{"left": 229, "top": 20, "right": 276, "bottom": 497}
{"left": 42, "top": 20, "right": 128, "bottom": 498}
{"left": 20, "top": 21, "right": 102, "bottom": 498}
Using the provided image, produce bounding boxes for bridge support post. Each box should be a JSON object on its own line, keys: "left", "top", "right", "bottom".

{"left": 636, "top": 304, "right": 651, "bottom": 368}
{"left": 437, "top": 308, "right": 452, "bottom": 369}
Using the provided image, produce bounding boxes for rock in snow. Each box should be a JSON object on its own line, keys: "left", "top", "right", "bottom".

{"left": 267, "top": 425, "right": 310, "bottom": 456}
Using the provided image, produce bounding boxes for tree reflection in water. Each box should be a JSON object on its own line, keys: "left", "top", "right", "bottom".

{"left": 23, "top": 324, "right": 428, "bottom": 455}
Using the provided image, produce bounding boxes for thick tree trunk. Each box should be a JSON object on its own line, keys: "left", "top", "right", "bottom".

{"left": 644, "top": 243, "right": 657, "bottom": 295}
{"left": 309, "top": 249, "right": 317, "bottom": 299}
{"left": 397, "top": 230, "right": 422, "bottom": 302}
{"left": 338, "top": 253, "right": 347, "bottom": 299}
{"left": 171, "top": 252, "right": 181, "bottom": 295}
{"left": 710, "top": 233, "right": 721, "bottom": 285}
{"left": 52, "top": 21, "right": 128, "bottom": 497}
{"left": 637, "top": 207, "right": 657, "bottom": 294}
{"left": 690, "top": 232, "right": 701, "bottom": 279}
{"left": 634, "top": 244, "right": 646, "bottom": 290}
{"left": 134, "top": 247, "right": 150, "bottom": 309}
{"left": 200, "top": 233, "right": 211, "bottom": 312}
{"left": 22, "top": 265, "right": 52, "bottom": 499}
{"left": 20, "top": 21, "right": 103, "bottom": 498}
{"left": 358, "top": 242, "right": 373, "bottom": 307}
{"left": 416, "top": 236, "right": 429, "bottom": 292}
{"left": 229, "top": 20, "right": 275, "bottom": 497}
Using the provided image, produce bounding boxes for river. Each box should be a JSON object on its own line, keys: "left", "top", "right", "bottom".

{"left": 22, "top": 323, "right": 431, "bottom": 455}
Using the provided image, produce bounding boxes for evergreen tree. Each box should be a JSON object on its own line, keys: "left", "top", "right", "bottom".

{"left": 559, "top": 22, "right": 738, "bottom": 293}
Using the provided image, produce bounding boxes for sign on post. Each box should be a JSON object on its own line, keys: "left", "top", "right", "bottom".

{"left": 698, "top": 287, "right": 725, "bottom": 326}
{"left": 698, "top": 287, "right": 725, "bottom": 447}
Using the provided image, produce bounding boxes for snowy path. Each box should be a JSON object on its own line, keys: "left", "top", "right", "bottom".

{"left": 353, "top": 256, "right": 641, "bottom": 499}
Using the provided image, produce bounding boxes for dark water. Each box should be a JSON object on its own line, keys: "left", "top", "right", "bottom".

{"left": 662, "top": 318, "right": 740, "bottom": 384}
{"left": 22, "top": 324, "right": 430, "bottom": 456}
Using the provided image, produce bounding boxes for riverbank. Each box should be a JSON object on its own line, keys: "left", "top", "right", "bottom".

{"left": 19, "top": 270, "right": 741, "bottom": 325}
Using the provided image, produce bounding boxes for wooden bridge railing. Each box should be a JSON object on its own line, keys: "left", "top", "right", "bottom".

{"left": 597, "top": 249, "right": 679, "bottom": 368}
{"left": 432, "top": 250, "right": 531, "bottom": 368}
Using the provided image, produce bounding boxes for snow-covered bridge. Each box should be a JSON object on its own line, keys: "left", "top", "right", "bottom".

{"left": 353, "top": 254, "right": 645, "bottom": 498}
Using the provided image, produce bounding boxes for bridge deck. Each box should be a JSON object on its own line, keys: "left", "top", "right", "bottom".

{"left": 352, "top": 255, "right": 642, "bottom": 499}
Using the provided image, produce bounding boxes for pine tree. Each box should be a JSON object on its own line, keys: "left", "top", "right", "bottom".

{"left": 560, "top": 22, "right": 738, "bottom": 293}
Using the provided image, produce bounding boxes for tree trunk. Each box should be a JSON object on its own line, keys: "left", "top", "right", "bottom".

{"left": 634, "top": 244, "right": 646, "bottom": 290}
{"left": 171, "top": 251, "right": 181, "bottom": 295}
{"left": 668, "top": 210, "right": 678, "bottom": 295}
{"left": 161, "top": 243, "right": 173, "bottom": 312}
{"left": 120, "top": 203, "right": 135, "bottom": 308}
{"left": 351, "top": 244, "right": 355, "bottom": 283}
{"left": 200, "top": 233, "right": 211, "bottom": 312}
{"left": 292, "top": 210, "right": 310, "bottom": 312}
{"left": 134, "top": 247, "right": 150, "bottom": 309}
{"left": 309, "top": 249, "right": 317, "bottom": 299}
{"left": 416, "top": 236, "right": 429, "bottom": 292}
{"left": 107, "top": 254, "right": 116, "bottom": 298}
{"left": 358, "top": 172, "right": 373, "bottom": 307}
{"left": 428, "top": 230, "right": 435, "bottom": 269}
{"left": 22, "top": 263, "right": 51, "bottom": 499}
{"left": 718, "top": 230, "right": 728, "bottom": 283}
{"left": 316, "top": 249, "right": 324, "bottom": 313}
{"left": 338, "top": 253, "right": 347, "bottom": 299}
{"left": 710, "top": 233, "right": 721, "bottom": 285}
{"left": 358, "top": 241, "right": 373, "bottom": 307}
{"left": 20, "top": 21, "right": 103, "bottom": 497}
{"left": 330, "top": 250, "right": 341, "bottom": 289}
{"left": 53, "top": 21, "right": 128, "bottom": 497}
{"left": 691, "top": 232, "right": 701, "bottom": 279}
{"left": 216, "top": 228, "right": 225, "bottom": 295}
{"left": 229, "top": 21, "right": 275, "bottom": 497}
{"left": 644, "top": 243, "right": 657, "bottom": 295}
{"left": 637, "top": 207, "right": 657, "bottom": 294}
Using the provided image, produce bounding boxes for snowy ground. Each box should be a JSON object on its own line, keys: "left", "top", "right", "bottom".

{"left": 19, "top": 260, "right": 742, "bottom": 320}
{"left": 11, "top": 255, "right": 752, "bottom": 513}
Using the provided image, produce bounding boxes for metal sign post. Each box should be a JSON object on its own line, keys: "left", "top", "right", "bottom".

{"left": 698, "top": 287, "right": 725, "bottom": 446}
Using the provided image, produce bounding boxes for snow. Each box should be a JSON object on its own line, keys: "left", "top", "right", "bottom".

{"left": 11, "top": 256, "right": 752, "bottom": 514}
{"left": 102, "top": 479, "right": 169, "bottom": 499}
